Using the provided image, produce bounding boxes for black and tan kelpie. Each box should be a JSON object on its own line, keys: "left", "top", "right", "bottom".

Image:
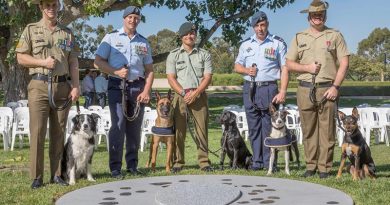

{"left": 337, "top": 107, "right": 376, "bottom": 180}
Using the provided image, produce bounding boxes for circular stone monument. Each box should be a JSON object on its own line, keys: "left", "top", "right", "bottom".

{"left": 56, "top": 175, "right": 354, "bottom": 205}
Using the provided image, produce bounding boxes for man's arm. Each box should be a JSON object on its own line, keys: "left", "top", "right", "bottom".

{"left": 286, "top": 59, "right": 320, "bottom": 74}
{"left": 68, "top": 55, "right": 80, "bottom": 101}
{"left": 17, "top": 53, "right": 56, "bottom": 69}
{"left": 323, "top": 55, "right": 349, "bottom": 100}
{"left": 94, "top": 55, "right": 128, "bottom": 78}
{"left": 184, "top": 73, "right": 212, "bottom": 105}
{"left": 272, "top": 66, "right": 289, "bottom": 104}
{"left": 167, "top": 73, "right": 183, "bottom": 95}
{"left": 137, "top": 63, "right": 154, "bottom": 103}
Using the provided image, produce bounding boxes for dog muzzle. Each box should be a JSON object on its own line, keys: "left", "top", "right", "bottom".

{"left": 152, "top": 126, "right": 175, "bottom": 136}
{"left": 264, "top": 135, "right": 297, "bottom": 148}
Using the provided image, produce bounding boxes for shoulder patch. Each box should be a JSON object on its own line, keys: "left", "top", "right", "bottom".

{"left": 170, "top": 47, "right": 180, "bottom": 53}
{"left": 138, "top": 34, "right": 147, "bottom": 40}
{"left": 273, "top": 35, "right": 287, "bottom": 47}
{"left": 109, "top": 30, "right": 119, "bottom": 34}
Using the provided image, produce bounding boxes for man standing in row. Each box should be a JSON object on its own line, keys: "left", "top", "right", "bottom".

{"left": 95, "top": 6, "right": 154, "bottom": 178}
{"left": 166, "top": 22, "right": 213, "bottom": 173}
{"left": 16, "top": 0, "right": 80, "bottom": 189}
{"left": 286, "top": 0, "right": 349, "bottom": 178}
{"left": 234, "top": 11, "right": 288, "bottom": 171}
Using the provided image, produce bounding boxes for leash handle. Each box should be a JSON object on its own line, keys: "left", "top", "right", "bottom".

{"left": 250, "top": 63, "right": 257, "bottom": 82}
{"left": 76, "top": 100, "right": 80, "bottom": 114}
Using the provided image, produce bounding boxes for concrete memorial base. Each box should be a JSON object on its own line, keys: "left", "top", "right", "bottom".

{"left": 56, "top": 175, "right": 353, "bottom": 205}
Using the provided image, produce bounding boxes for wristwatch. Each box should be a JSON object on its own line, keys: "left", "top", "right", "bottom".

{"left": 332, "top": 84, "right": 340, "bottom": 90}
{"left": 180, "top": 89, "right": 186, "bottom": 97}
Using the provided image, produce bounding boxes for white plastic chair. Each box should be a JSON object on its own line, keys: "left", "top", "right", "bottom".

{"left": 65, "top": 110, "right": 78, "bottom": 143}
{"left": 11, "top": 107, "right": 30, "bottom": 151}
{"left": 223, "top": 104, "right": 243, "bottom": 112}
{"left": 236, "top": 111, "right": 249, "bottom": 141}
{"left": 96, "top": 110, "right": 111, "bottom": 151}
{"left": 377, "top": 107, "right": 390, "bottom": 146}
{"left": 0, "top": 107, "right": 13, "bottom": 151}
{"left": 140, "top": 109, "right": 157, "bottom": 152}
{"left": 285, "top": 109, "right": 303, "bottom": 144}
{"left": 6, "top": 101, "right": 20, "bottom": 111}
{"left": 17, "top": 99, "right": 29, "bottom": 107}
{"left": 359, "top": 107, "right": 385, "bottom": 146}
{"left": 88, "top": 105, "right": 103, "bottom": 112}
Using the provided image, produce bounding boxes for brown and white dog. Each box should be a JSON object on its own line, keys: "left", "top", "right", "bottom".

{"left": 267, "top": 103, "right": 300, "bottom": 175}
{"left": 146, "top": 90, "right": 174, "bottom": 173}
{"left": 336, "top": 107, "right": 376, "bottom": 180}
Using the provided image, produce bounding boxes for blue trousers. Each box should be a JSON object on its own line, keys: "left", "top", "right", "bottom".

{"left": 96, "top": 92, "right": 107, "bottom": 108}
{"left": 107, "top": 77, "right": 145, "bottom": 172}
{"left": 83, "top": 92, "right": 94, "bottom": 108}
{"left": 243, "top": 81, "right": 278, "bottom": 169}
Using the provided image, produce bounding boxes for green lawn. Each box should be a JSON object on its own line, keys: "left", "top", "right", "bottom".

{"left": 0, "top": 96, "right": 389, "bottom": 205}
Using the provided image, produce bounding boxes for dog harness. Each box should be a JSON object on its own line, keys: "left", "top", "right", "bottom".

{"left": 151, "top": 126, "right": 175, "bottom": 136}
{"left": 264, "top": 134, "right": 297, "bottom": 148}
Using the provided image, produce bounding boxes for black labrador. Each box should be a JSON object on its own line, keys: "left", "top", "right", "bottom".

{"left": 217, "top": 111, "right": 252, "bottom": 169}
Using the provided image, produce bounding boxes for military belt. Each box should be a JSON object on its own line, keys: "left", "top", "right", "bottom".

{"left": 32, "top": 73, "right": 67, "bottom": 83}
{"left": 245, "top": 80, "right": 277, "bottom": 87}
{"left": 299, "top": 80, "right": 332, "bottom": 88}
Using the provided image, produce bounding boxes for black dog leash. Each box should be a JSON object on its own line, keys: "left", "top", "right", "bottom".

{"left": 249, "top": 63, "right": 261, "bottom": 111}
{"left": 309, "top": 64, "right": 327, "bottom": 112}
{"left": 48, "top": 64, "right": 72, "bottom": 111}
{"left": 121, "top": 64, "right": 141, "bottom": 121}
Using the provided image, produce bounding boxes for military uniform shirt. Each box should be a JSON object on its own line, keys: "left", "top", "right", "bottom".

{"left": 235, "top": 33, "right": 287, "bottom": 82}
{"left": 95, "top": 27, "right": 153, "bottom": 81}
{"left": 166, "top": 45, "right": 212, "bottom": 89}
{"left": 286, "top": 27, "right": 349, "bottom": 82}
{"left": 15, "top": 19, "right": 79, "bottom": 76}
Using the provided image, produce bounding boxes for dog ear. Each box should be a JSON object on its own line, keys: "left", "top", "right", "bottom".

{"left": 72, "top": 115, "right": 80, "bottom": 124}
{"left": 269, "top": 103, "right": 276, "bottom": 114}
{"left": 352, "top": 107, "right": 359, "bottom": 119}
{"left": 338, "top": 110, "right": 346, "bottom": 121}
{"left": 229, "top": 112, "right": 237, "bottom": 124}
{"left": 154, "top": 90, "right": 161, "bottom": 101}
{"left": 167, "top": 89, "right": 172, "bottom": 100}
{"left": 91, "top": 113, "right": 100, "bottom": 124}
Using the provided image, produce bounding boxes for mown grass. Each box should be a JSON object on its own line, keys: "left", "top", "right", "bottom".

{"left": 0, "top": 97, "right": 389, "bottom": 205}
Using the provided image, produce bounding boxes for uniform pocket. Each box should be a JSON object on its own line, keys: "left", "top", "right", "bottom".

{"left": 192, "top": 64, "right": 204, "bottom": 78}
{"left": 32, "top": 40, "right": 49, "bottom": 55}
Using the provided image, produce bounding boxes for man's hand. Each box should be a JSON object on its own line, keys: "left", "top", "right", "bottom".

{"left": 113, "top": 66, "right": 129, "bottom": 79}
{"left": 307, "top": 62, "right": 321, "bottom": 74}
{"left": 184, "top": 90, "right": 199, "bottom": 105}
{"left": 323, "top": 86, "right": 338, "bottom": 101}
{"left": 69, "top": 87, "right": 80, "bottom": 102}
{"left": 137, "top": 90, "right": 151, "bottom": 104}
{"left": 247, "top": 65, "right": 257, "bottom": 77}
{"left": 44, "top": 56, "right": 56, "bottom": 69}
{"left": 272, "top": 90, "right": 286, "bottom": 104}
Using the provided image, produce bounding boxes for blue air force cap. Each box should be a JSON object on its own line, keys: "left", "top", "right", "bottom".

{"left": 250, "top": 11, "right": 268, "bottom": 27}
{"left": 123, "top": 6, "right": 141, "bottom": 18}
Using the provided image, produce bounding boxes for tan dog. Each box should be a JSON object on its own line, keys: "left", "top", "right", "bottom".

{"left": 146, "top": 90, "right": 174, "bottom": 173}
{"left": 336, "top": 107, "right": 376, "bottom": 180}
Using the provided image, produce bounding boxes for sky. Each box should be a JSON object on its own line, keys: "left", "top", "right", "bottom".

{"left": 88, "top": 0, "right": 390, "bottom": 54}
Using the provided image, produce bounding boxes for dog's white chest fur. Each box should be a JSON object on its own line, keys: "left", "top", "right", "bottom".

{"left": 346, "top": 145, "right": 353, "bottom": 156}
{"left": 70, "top": 132, "right": 94, "bottom": 171}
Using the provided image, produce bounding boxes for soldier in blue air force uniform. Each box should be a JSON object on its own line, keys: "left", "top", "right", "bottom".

{"left": 234, "top": 11, "right": 289, "bottom": 171}
{"left": 95, "top": 6, "right": 154, "bottom": 178}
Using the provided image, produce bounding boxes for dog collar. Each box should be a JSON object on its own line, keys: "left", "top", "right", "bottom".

{"left": 264, "top": 134, "right": 297, "bottom": 148}
{"left": 151, "top": 126, "right": 175, "bottom": 136}
{"left": 272, "top": 125, "right": 285, "bottom": 130}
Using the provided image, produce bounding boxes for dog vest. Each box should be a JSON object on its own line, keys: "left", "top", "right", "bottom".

{"left": 264, "top": 134, "right": 297, "bottom": 148}
{"left": 151, "top": 126, "right": 175, "bottom": 136}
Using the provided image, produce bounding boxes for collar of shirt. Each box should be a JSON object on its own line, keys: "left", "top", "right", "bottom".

{"left": 37, "top": 19, "right": 64, "bottom": 33}
{"left": 250, "top": 32, "right": 275, "bottom": 45}
{"left": 179, "top": 44, "right": 198, "bottom": 54}
{"left": 118, "top": 27, "right": 140, "bottom": 40}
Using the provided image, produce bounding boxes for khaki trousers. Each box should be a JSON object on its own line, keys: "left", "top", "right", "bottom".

{"left": 172, "top": 92, "right": 210, "bottom": 169}
{"left": 297, "top": 86, "right": 336, "bottom": 173}
{"left": 28, "top": 79, "right": 70, "bottom": 180}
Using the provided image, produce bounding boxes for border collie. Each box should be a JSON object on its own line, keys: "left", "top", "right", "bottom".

{"left": 62, "top": 113, "right": 99, "bottom": 185}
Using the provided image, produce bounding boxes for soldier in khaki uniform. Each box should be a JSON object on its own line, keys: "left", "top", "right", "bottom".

{"left": 286, "top": 0, "right": 349, "bottom": 178}
{"left": 166, "top": 22, "right": 213, "bottom": 173}
{"left": 16, "top": 0, "right": 80, "bottom": 189}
